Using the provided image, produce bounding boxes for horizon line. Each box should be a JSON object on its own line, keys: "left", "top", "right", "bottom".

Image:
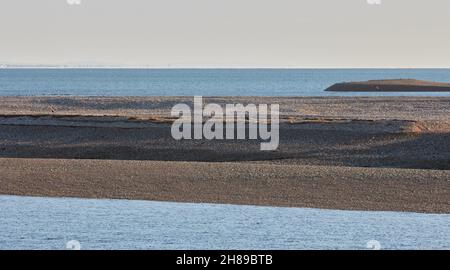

{"left": 1, "top": 65, "right": 450, "bottom": 69}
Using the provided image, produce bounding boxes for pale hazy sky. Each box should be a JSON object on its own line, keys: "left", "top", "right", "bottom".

{"left": 1, "top": 0, "right": 450, "bottom": 67}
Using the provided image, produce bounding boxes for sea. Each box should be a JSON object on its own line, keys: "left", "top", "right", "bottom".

{"left": 0, "top": 196, "right": 449, "bottom": 250}
{"left": 1, "top": 68, "right": 450, "bottom": 96}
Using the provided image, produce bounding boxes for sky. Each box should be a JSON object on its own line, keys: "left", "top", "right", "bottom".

{"left": 1, "top": 0, "right": 450, "bottom": 68}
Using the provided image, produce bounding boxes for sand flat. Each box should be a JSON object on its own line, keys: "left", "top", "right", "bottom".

{"left": 0, "top": 96, "right": 449, "bottom": 120}
{"left": 0, "top": 96, "right": 449, "bottom": 213}
{"left": 1, "top": 158, "right": 449, "bottom": 213}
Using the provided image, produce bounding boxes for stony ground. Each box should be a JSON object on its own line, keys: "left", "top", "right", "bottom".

{"left": 0, "top": 96, "right": 449, "bottom": 213}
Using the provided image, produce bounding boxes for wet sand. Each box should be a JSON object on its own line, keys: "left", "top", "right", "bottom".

{"left": 0, "top": 96, "right": 449, "bottom": 213}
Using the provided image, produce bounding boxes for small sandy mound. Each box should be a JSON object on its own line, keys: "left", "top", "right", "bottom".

{"left": 399, "top": 121, "right": 450, "bottom": 134}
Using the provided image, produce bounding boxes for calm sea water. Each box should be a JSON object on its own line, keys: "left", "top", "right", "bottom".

{"left": 1, "top": 68, "right": 450, "bottom": 96}
{"left": 0, "top": 195, "right": 448, "bottom": 250}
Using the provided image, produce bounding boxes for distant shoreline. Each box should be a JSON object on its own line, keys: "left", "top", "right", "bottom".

{"left": 326, "top": 79, "right": 450, "bottom": 92}
{"left": 2, "top": 66, "right": 450, "bottom": 69}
